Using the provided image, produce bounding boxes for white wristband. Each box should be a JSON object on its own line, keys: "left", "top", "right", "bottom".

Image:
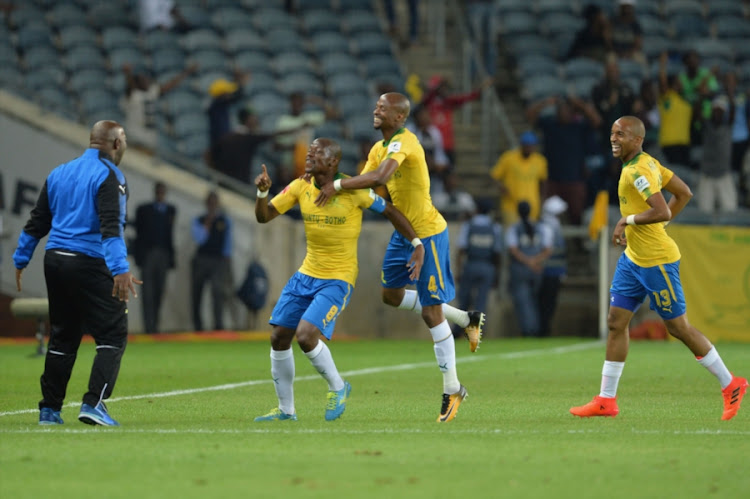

{"left": 411, "top": 238, "right": 423, "bottom": 248}
{"left": 626, "top": 214, "right": 636, "bottom": 225}
{"left": 333, "top": 179, "right": 343, "bottom": 192}
{"left": 256, "top": 189, "right": 269, "bottom": 199}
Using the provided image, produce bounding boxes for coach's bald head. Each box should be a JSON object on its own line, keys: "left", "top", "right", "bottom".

{"left": 90, "top": 120, "right": 128, "bottom": 165}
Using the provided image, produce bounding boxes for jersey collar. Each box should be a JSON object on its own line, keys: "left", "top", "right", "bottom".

{"left": 313, "top": 172, "right": 345, "bottom": 190}
{"left": 621, "top": 151, "right": 642, "bottom": 168}
{"left": 382, "top": 127, "right": 405, "bottom": 147}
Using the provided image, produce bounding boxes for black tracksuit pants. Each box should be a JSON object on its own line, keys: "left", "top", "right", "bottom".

{"left": 39, "top": 250, "right": 128, "bottom": 411}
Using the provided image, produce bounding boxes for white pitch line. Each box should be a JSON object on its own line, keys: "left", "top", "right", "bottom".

{"left": 0, "top": 341, "right": 601, "bottom": 418}
{"left": 1, "top": 427, "right": 749, "bottom": 436}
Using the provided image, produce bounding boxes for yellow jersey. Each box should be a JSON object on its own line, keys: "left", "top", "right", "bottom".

{"left": 270, "top": 174, "right": 378, "bottom": 285}
{"left": 618, "top": 152, "right": 680, "bottom": 267}
{"left": 490, "top": 148, "right": 548, "bottom": 222}
{"left": 362, "top": 128, "right": 447, "bottom": 238}
{"left": 658, "top": 89, "right": 692, "bottom": 147}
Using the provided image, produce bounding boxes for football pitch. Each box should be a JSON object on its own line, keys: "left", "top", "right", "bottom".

{"left": 1, "top": 337, "right": 748, "bottom": 499}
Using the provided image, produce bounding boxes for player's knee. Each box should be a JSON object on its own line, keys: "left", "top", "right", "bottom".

{"left": 381, "top": 288, "right": 401, "bottom": 307}
{"left": 270, "top": 327, "right": 294, "bottom": 350}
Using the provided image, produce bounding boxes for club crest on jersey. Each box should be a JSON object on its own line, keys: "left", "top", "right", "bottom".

{"left": 634, "top": 176, "right": 650, "bottom": 193}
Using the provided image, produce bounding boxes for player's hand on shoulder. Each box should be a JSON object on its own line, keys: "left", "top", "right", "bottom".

{"left": 314, "top": 182, "right": 335, "bottom": 207}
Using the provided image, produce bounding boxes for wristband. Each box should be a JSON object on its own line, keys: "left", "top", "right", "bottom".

{"left": 333, "top": 179, "right": 343, "bottom": 192}
{"left": 256, "top": 189, "right": 269, "bottom": 199}
{"left": 626, "top": 214, "right": 636, "bottom": 225}
{"left": 411, "top": 238, "right": 423, "bottom": 248}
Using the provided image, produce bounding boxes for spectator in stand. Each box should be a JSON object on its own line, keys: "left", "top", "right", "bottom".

{"left": 490, "top": 131, "right": 547, "bottom": 225}
{"left": 454, "top": 198, "right": 502, "bottom": 338}
{"left": 657, "top": 52, "right": 693, "bottom": 166}
{"left": 538, "top": 196, "right": 567, "bottom": 337}
{"left": 207, "top": 107, "right": 302, "bottom": 186}
{"left": 121, "top": 63, "right": 197, "bottom": 151}
{"left": 679, "top": 50, "right": 720, "bottom": 143}
{"left": 133, "top": 181, "right": 176, "bottom": 334}
{"left": 592, "top": 56, "right": 636, "bottom": 142}
{"left": 632, "top": 78, "right": 660, "bottom": 153}
{"left": 191, "top": 191, "right": 232, "bottom": 331}
{"left": 506, "top": 201, "right": 553, "bottom": 337}
{"left": 697, "top": 96, "right": 737, "bottom": 213}
{"left": 567, "top": 4, "right": 613, "bottom": 63}
{"left": 138, "top": 0, "right": 190, "bottom": 33}
{"left": 206, "top": 70, "right": 251, "bottom": 155}
{"left": 408, "top": 104, "right": 451, "bottom": 195}
{"left": 610, "top": 0, "right": 644, "bottom": 66}
{"left": 726, "top": 71, "right": 750, "bottom": 204}
{"left": 384, "top": 0, "right": 419, "bottom": 47}
{"left": 274, "top": 92, "right": 338, "bottom": 185}
{"left": 432, "top": 173, "right": 476, "bottom": 222}
{"left": 421, "top": 75, "right": 495, "bottom": 165}
{"left": 526, "top": 95, "right": 602, "bottom": 225}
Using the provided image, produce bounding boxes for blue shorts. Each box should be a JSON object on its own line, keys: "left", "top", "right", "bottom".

{"left": 610, "top": 253, "right": 686, "bottom": 320}
{"left": 269, "top": 272, "right": 353, "bottom": 340}
{"left": 381, "top": 228, "right": 455, "bottom": 307}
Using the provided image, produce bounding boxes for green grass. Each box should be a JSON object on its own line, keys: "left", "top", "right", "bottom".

{"left": 1, "top": 338, "right": 749, "bottom": 499}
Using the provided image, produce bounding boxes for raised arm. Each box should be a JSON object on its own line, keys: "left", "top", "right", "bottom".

{"left": 254, "top": 164, "right": 281, "bottom": 223}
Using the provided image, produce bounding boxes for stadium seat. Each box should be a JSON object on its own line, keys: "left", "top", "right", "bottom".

{"left": 539, "top": 13, "right": 583, "bottom": 38}
{"left": 327, "top": 73, "right": 370, "bottom": 98}
{"left": 177, "top": 4, "right": 211, "bottom": 30}
{"left": 617, "top": 59, "right": 646, "bottom": 80}
{"left": 338, "top": 0, "right": 374, "bottom": 12}
{"left": 335, "top": 93, "right": 372, "bottom": 117}
{"left": 65, "top": 46, "right": 106, "bottom": 72}
{"left": 320, "top": 52, "right": 361, "bottom": 75}
{"left": 311, "top": 31, "right": 350, "bottom": 56}
{"left": 193, "top": 70, "right": 233, "bottom": 94}
{"left": 522, "top": 75, "right": 566, "bottom": 101}
{"left": 48, "top": 4, "right": 88, "bottom": 29}
{"left": 88, "top": 3, "right": 135, "bottom": 29}
{"left": 641, "top": 36, "right": 676, "bottom": 61}
{"left": 688, "top": 39, "right": 733, "bottom": 64}
{"left": 101, "top": 26, "right": 139, "bottom": 52}
{"left": 562, "top": 58, "right": 605, "bottom": 80}
{"left": 37, "top": 87, "right": 75, "bottom": 113}
{"left": 251, "top": 92, "right": 289, "bottom": 116}
{"left": 190, "top": 49, "right": 231, "bottom": 74}
{"left": 713, "top": 17, "right": 750, "bottom": 39}
{"left": 16, "top": 22, "right": 55, "bottom": 51}
{"left": 670, "top": 15, "right": 710, "bottom": 39}
{"left": 242, "top": 71, "right": 277, "bottom": 97}
{"left": 342, "top": 11, "right": 382, "bottom": 34}
{"left": 568, "top": 75, "right": 599, "bottom": 98}
{"left": 152, "top": 48, "right": 187, "bottom": 76}
{"left": 25, "top": 67, "right": 66, "bottom": 93}
{"left": 8, "top": 5, "right": 45, "bottom": 28}
{"left": 176, "top": 133, "right": 210, "bottom": 160}
{"left": 79, "top": 89, "right": 118, "bottom": 117}
{"left": 663, "top": 0, "right": 704, "bottom": 18}
{"left": 313, "top": 120, "right": 344, "bottom": 140}
{"left": 173, "top": 111, "right": 209, "bottom": 140}
{"left": 58, "top": 25, "right": 98, "bottom": 50}
{"left": 535, "top": 0, "right": 577, "bottom": 16}
{"left": 352, "top": 32, "right": 393, "bottom": 57}
{"left": 363, "top": 55, "right": 401, "bottom": 78}
{"left": 506, "top": 35, "right": 555, "bottom": 60}
{"left": 22, "top": 46, "right": 59, "bottom": 71}
{"left": 181, "top": 29, "right": 224, "bottom": 52}
{"left": 728, "top": 40, "right": 750, "bottom": 64}
{"left": 280, "top": 72, "right": 324, "bottom": 97}
{"left": 233, "top": 50, "right": 271, "bottom": 73}
{"left": 516, "top": 55, "right": 560, "bottom": 80}
{"left": 267, "top": 29, "right": 306, "bottom": 54}
{"left": 210, "top": 7, "right": 253, "bottom": 33}
{"left": 345, "top": 113, "right": 379, "bottom": 141}
{"left": 109, "top": 47, "right": 147, "bottom": 73}
{"left": 273, "top": 51, "right": 316, "bottom": 76}
{"left": 225, "top": 30, "right": 266, "bottom": 54}
{"left": 0, "top": 43, "right": 17, "bottom": 67}
{"left": 163, "top": 90, "right": 202, "bottom": 118}
{"left": 69, "top": 69, "right": 108, "bottom": 93}
{"left": 296, "top": 0, "right": 332, "bottom": 10}
{"left": 204, "top": 0, "right": 241, "bottom": 9}
{"left": 638, "top": 14, "right": 669, "bottom": 38}
{"left": 497, "top": 12, "right": 537, "bottom": 37}
{"left": 303, "top": 10, "right": 341, "bottom": 34}
{"left": 142, "top": 30, "right": 179, "bottom": 53}
{"left": 707, "top": 0, "right": 745, "bottom": 19}
{"left": 253, "top": 8, "right": 295, "bottom": 32}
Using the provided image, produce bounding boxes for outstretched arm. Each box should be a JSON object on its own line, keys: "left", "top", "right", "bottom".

{"left": 254, "top": 164, "right": 281, "bottom": 223}
{"left": 315, "top": 158, "right": 399, "bottom": 207}
{"left": 382, "top": 202, "right": 424, "bottom": 281}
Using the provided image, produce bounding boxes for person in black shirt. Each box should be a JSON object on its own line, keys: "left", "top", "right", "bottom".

{"left": 133, "top": 181, "right": 176, "bottom": 334}
{"left": 13, "top": 120, "right": 141, "bottom": 427}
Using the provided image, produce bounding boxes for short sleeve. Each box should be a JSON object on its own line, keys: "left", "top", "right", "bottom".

{"left": 269, "top": 180, "right": 301, "bottom": 214}
{"left": 631, "top": 163, "right": 661, "bottom": 201}
{"left": 490, "top": 152, "right": 509, "bottom": 181}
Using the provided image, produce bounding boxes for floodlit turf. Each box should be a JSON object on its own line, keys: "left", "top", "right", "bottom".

{"left": 1, "top": 338, "right": 748, "bottom": 498}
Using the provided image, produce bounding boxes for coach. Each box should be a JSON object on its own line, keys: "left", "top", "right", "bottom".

{"left": 13, "top": 120, "right": 141, "bottom": 427}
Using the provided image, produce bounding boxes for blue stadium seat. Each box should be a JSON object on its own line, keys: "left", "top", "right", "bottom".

{"left": 233, "top": 50, "right": 271, "bottom": 73}
{"left": 522, "top": 75, "right": 566, "bottom": 101}
{"left": 279, "top": 72, "right": 324, "bottom": 97}
{"left": 562, "top": 58, "right": 605, "bottom": 80}
{"left": 335, "top": 93, "right": 372, "bottom": 117}
{"left": 8, "top": 5, "right": 45, "bottom": 27}
{"left": 251, "top": 92, "right": 289, "bottom": 116}
{"left": 516, "top": 55, "right": 560, "bottom": 79}
{"left": 493, "top": 0, "right": 530, "bottom": 14}
{"left": 352, "top": 32, "right": 393, "bottom": 57}
{"left": 109, "top": 47, "right": 147, "bottom": 73}
{"left": 540, "top": 13, "right": 583, "bottom": 38}
{"left": 162, "top": 90, "right": 202, "bottom": 118}
{"left": 327, "top": 73, "right": 370, "bottom": 97}
{"left": 498, "top": 11, "right": 537, "bottom": 37}
{"left": 313, "top": 121, "right": 344, "bottom": 141}
{"left": 296, "top": 0, "right": 332, "bottom": 10}
{"left": 663, "top": 0, "right": 704, "bottom": 18}
{"left": 670, "top": 15, "right": 710, "bottom": 39}
{"left": 311, "top": 31, "right": 350, "bottom": 56}
{"left": 37, "top": 87, "right": 76, "bottom": 114}
{"left": 142, "top": 30, "right": 179, "bottom": 53}
{"left": 707, "top": 0, "right": 745, "bottom": 19}
{"left": 101, "top": 27, "right": 139, "bottom": 52}
{"left": 568, "top": 75, "right": 599, "bottom": 98}
{"left": 69, "top": 69, "right": 108, "bottom": 93}
{"left": 303, "top": 10, "right": 341, "bottom": 34}
{"left": 16, "top": 22, "right": 55, "bottom": 50}
{"left": 152, "top": 48, "right": 186, "bottom": 76}
{"left": 23, "top": 46, "right": 59, "bottom": 71}
{"left": 727, "top": 40, "right": 750, "bottom": 64}
{"left": 266, "top": 29, "right": 305, "bottom": 54}
{"left": 253, "top": 8, "right": 295, "bottom": 32}
{"left": 48, "top": 3, "right": 87, "bottom": 29}
{"left": 58, "top": 25, "right": 98, "bottom": 50}
{"left": 713, "top": 17, "right": 750, "bottom": 39}
{"left": 242, "top": 71, "right": 277, "bottom": 97}
{"left": 190, "top": 49, "right": 231, "bottom": 74}
{"left": 193, "top": 70, "right": 233, "bottom": 94}
{"left": 273, "top": 51, "right": 316, "bottom": 76}
{"left": 535, "top": 0, "right": 577, "bottom": 16}
{"left": 173, "top": 111, "right": 209, "bottom": 139}
{"left": 363, "top": 55, "right": 401, "bottom": 78}
{"left": 320, "top": 52, "right": 360, "bottom": 74}
{"left": 178, "top": 4, "right": 212, "bottom": 30}
{"left": 79, "top": 89, "right": 119, "bottom": 117}
{"left": 507, "top": 35, "right": 555, "bottom": 60}
{"left": 225, "top": 30, "right": 265, "bottom": 54}
{"left": 181, "top": 29, "right": 224, "bottom": 52}
{"left": 338, "top": 0, "right": 374, "bottom": 12}
{"left": 641, "top": 36, "right": 676, "bottom": 61}
{"left": 26, "top": 67, "right": 65, "bottom": 91}
{"left": 342, "top": 10, "right": 382, "bottom": 33}
{"left": 88, "top": 3, "right": 135, "bottom": 29}
{"left": 617, "top": 59, "right": 646, "bottom": 80}
{"left": 176, "top": 133, "right": 210, "bottom": 160}
{"left": 638, "top": 14, "right": 669, "bottom": 38}
{"left": 688, "top": 39, "right": 733, "bottom": 64}
{"left": 210, "top": 7, "right": 253, "bottom": 33}
{"left": 0, "top": 43, "right": 17, "bottom": 66}
{"left": 65, "top": 46, "right": 106, "bottom": 72}
{"left": 0, "top": 66, "right": 24, "bottom": 95}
